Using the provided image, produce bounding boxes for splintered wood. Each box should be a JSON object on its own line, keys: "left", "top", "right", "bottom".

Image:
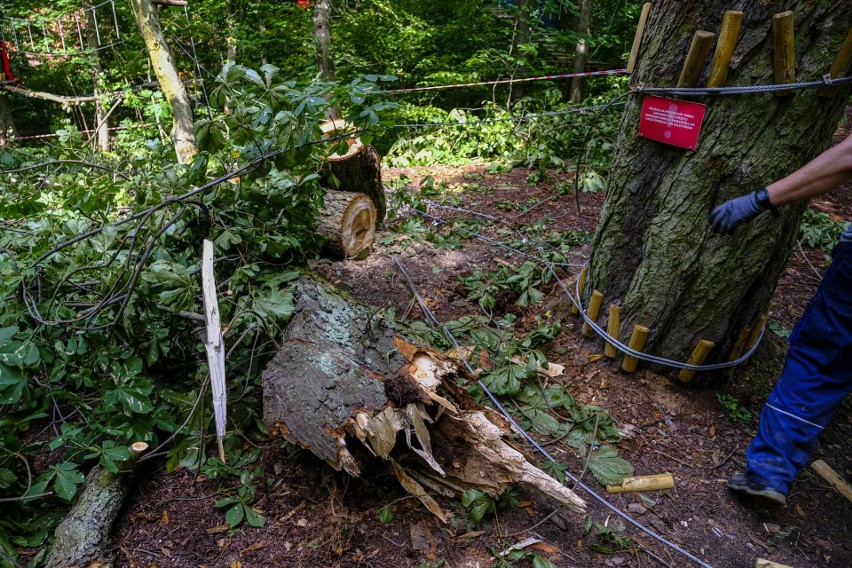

{"left": 262, "top": 274, "right": 586, "bottom": 520}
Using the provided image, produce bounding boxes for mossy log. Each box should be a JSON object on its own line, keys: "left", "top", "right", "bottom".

{"left": 316, "top": 189, "right": 377, "bottom": 260}
{"left": 584, "top": 1, "right": 850, "bottom": 376}
{"left": 319, "top": 119, "right": 386, "bottom": 223}
{"left": 46, "top": 442, "right": 148, "bottom": 568}
{"left": 262, "top": 274, "right": 585, "bottom": 517}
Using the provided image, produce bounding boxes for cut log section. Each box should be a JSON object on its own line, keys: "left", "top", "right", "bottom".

{"left": 316, "top": 189, "right": 377, "bottom": 260}
{"left": 262, "top": 274, "right": 586, "bottom": 519}
{"left": 46, "top": 442, "right": 149, "bottom": 568}
{"left": 319, "top": 119, "right": 386, "bottom": 223}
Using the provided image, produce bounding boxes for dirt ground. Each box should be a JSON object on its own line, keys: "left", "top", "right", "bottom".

{"left": 111, "top": 122, "right": 852, "bottom": 568}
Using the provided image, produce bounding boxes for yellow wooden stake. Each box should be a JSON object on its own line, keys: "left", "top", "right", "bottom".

{"left": 771, "top": 11, "right": 795, "bottom": 95}
{"left": 819, "top": 28, "right": 852, "bottom": 97}
{"left": 677, "top": 339, "right": 715, "bottom": 382}
{"left": 571, "top": 266, "right": 588, "bottom": 315}
{"left": 811, "top": 459, "right": 852, "bottom": 503}
{"left": 677, "top": 31, "right": 716, "bottom": 88}
{"left": 723, "top": 326, "right": 751, "bottom": 377}
{"left": 707, "top": 11, "right": 744, "bottom": 88}
{"left": 604, "top": 305, "right": 621, "bottom": 358}
{"left": 607, "top": 473, "right": 674, "bottom": 494}
{"left": 627, "top": 3, "right": 652, "bottom": 73}
{"left": 621, "top": 324, "right": 650, "bottom": 373}
{"left": 581, "top": 290, "right": 604, "bottom": 337}
{"left": 746, "top": 310, "right": 770, "bottom": 352}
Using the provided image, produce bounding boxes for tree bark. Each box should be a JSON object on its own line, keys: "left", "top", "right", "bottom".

{"left": 129, "top": 0, "right": 197, "bottom": 164}
{"left": 0, "top": 93, "right": 16, "bottom": 148}
{"left": 84, "top": 0, "right": 110, "bottom": 152}
{"left": 312, "top": 0, "right": 339, "bottom": 120}
{"left": 262, "top": 274, "right": 586, "bottom": 516}
{"left": 569, "top": 0, "right": 592, "bottom": 103}
{"left": 46, "top": 443, "right": 148, "bottom": 568}
{"left": 586, "top": 1, "right": 851, "bottom": 376}
{"left": 315, "top": 190, "right": 377, "bottom": 259}
{"left": 508, "top": 0, "right": 533, "bottom": 103}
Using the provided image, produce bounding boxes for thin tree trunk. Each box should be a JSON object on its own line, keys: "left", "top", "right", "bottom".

{"left": 84, "top": 0, "right": 110, "bottom": 152}
{"left": 508, "top": 0, "right": 533, "bottom": 103}
{"left": 129, "top": 0, "right": 197, "bottom": 164}
{"left": 586, "top": 0, "right": 851, "bottom": 375}
{"left": 569, "top": 0, "right": 592, "bottom": 103}
{"left": 313, "top": 0, "right": 339, "bottom": 119}
{"left": 0, "top": 94, "right": 16, "bottom": 148}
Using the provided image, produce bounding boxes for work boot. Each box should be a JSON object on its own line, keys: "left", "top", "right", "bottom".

{"left": 727, "top": 472, "right": 787, "bottom": 507}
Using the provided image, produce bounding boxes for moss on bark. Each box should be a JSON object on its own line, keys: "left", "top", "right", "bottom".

{"left": 588, "top": 0, "right": 851, "bottom": 373}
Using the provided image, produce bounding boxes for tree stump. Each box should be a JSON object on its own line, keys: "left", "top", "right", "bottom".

{"left": 315, "top": 189, "right": 376, "bottom": 259}
{"left": 319, "top": 119, "right": 386, "bottom": 224}
{"left": 262, "top": 274, "right": 586, "bottom": 518}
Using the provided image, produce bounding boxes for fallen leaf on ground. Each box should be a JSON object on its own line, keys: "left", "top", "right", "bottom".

{"left": 206, "top": 524, "right": 229, "bottom": 534}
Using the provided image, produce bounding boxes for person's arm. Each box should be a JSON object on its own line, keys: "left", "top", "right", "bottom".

{"left": 766, "top": 134, "right": 852, "bottom": 205}
{"left": 710, "top": 134, "right": 852, "bottom": 234}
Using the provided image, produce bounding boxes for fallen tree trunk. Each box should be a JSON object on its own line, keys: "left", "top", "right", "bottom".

{"left": 319, "top": 119, "right": 386, "bottom": 223}
{"left": 46, "top": 442, "right": 148, "bottom": 568}
{"left": 316, "top": 189, "right": 377, "bottom": 259}
{"left": 262, "top": 274, "right": 586, "bottom": 518}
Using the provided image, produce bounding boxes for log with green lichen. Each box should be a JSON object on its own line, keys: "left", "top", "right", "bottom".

{"left": 46, "top": 442, "right": 148, "bottom": 568}
{"left": 585, "top": 1, "right": 850, "bottom": 377}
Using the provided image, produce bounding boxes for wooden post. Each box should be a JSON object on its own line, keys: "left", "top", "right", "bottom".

{"left": 811, "top": 460, "right": 852, "bottom": 503}
{"left": 581, "top": 290, "right": 604, "bottom": 337}
{"left": 722, "top": 326, "right": 751, "bottom": 377}
{"left": 571, "top": 266, "right": 588, "bottom": 314}
{"left": 707, "top": 11, "right": 743, "bottom": 88}
{"left": 745, "top": 309, "right": 770, "bottom": 353}
{"left": 677, "top": 339, "right": 715, "bottom": 382}
{"left": 607, "top": 473, "right": 674, "bottom": 494}
{"left": 627, "top": 3, "right": 652, "bottom": 73}
{"left": 677, "top": 31, "right": 716, "bottom": 88}
{"left": 604, "top": 305, "right": 621, "bottom": 358}
{"left": 202, "top": 239, "right": 227, "bottom": 462}
{"left": 771, "top": 11, "right": 795, "bottom": 95}
{"left": 621, "top": 325, "right": 650, "bottom": 373}
{"left": 819, "top": 29, "right": 852, "bottom": 97}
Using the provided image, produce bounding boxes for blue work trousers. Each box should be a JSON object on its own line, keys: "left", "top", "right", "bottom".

{"left": 745, "top": 241, "right": 852, "bottom": 495}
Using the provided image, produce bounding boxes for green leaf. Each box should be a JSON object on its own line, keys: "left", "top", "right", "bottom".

{"left": 0, "top": 467, "right": 17, "bottom": 489}
{"left": 378, "top": 506, "right": 394, "bottom": 524}
{"left": 588, "top": 446, "right": 634, "bottom": 486}
{"left": 244, "top": 506, "right": 266, "bottom": 527}
{"left": 0, "top": 327, "right": 18, "bottom": 344}
{"left": 52, "top": 462, "right": 85, "bottom": 501}
{"left": 532, "top": 552, "right": 559, "bottom": 568}
{"left": 225, "top": 504, "right": 245, "bottom": 528}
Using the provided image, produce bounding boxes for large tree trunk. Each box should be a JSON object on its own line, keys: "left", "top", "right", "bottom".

{"left": 586, "top": 1, "right": 850, "bottom": 377}
{"left": 315, "top": 189, "right": 377, "bottom": 259}
{"left": 129, "top": 0, "right": 197, "bottom": 164}
{"left": 84, "top": 0, "right": 110, "bottom": 152}
{"left": 569, "top": 0, "right": 592, "bottom": 103}
{"left": 262, "top": 274, "right": 586, "bottom": 517}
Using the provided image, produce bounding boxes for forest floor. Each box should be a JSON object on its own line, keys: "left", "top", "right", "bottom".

{"left": 111, "top": 121, "right": 852, "bottom": 568}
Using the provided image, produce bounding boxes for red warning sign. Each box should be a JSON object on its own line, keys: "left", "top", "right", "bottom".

{"left": 638, "top": 95, "right": 706, "bottom": 150}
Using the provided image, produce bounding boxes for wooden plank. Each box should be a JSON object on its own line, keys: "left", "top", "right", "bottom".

{"left": 677, "top": 339, "right": 715, "bottom": 382}
{"left": 627, "top": 3, "right": 652, "bottom": 73}
{"left": 708, "top": 11, "right": 744, "bottom": 88}
{"left": 202, "top": 239, "right": 227, "bottom": 461}
{"left": 771, "top": 11, "right": 796, "bottom": 95}
{"left": 621, "top": 324, "right": 650, "bottom": 373}
{"left": 604, "top": 305, "right": 621, "bottom": 358}
{"left": 811, "top": 459, "right": 852, "bottom": 503}
{"left": 819, "top": 28, "right": 852, "bottom": 97}
{"left": 677, "top": 31, "right": 716, "bottom": 88}
{"left": 755, "top": 559, "right": 795, "bottom": 568}
{"left": 607, "top": 473, "right": 674, "bottom": 494}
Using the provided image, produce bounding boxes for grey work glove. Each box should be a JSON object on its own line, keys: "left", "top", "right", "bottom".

{"left": 710, "top": 187, "right": 777, "bottom": 235}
